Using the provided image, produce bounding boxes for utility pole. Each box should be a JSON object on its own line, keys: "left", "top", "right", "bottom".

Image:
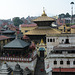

{"left": 70, "top": 2, "right": 74, "bottom": 24}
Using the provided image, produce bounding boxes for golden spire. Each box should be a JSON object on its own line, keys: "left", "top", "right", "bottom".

{"left": 41, "top": 39, "right": 44, "bottom": 43}
{"left": 4, "top": 61, "right": 6, "bottom": 64}
{"left": 37, "top": 43, "right": 39, "bottom": 45}
{"left": 41, "top": 7, "right": 47, "bottom": 16}
{"left": 11, "top": 72, "right": 13, "bottom": 75}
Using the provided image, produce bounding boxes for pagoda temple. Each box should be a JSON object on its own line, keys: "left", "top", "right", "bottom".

{"left": 0, "top": 38, "right": 37, "bottom": 74}
{"left": 25, "top": 9, "right": 60, "bottom": 43}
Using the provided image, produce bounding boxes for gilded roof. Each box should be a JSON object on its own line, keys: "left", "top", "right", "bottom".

{"left": 25, "top": 27, "right": 61, "bottom": 35}
{"left": 33, "top": 10, "right": 55, "bottom": 22}
{"left": 33, "top": 16, "right": 55, "bottom": 22}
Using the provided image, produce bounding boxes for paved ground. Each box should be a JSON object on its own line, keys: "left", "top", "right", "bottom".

{"left": 34, "top": 57, "right": 48, "bottom": 75}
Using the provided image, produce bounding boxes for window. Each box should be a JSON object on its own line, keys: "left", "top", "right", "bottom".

{"left": 54, "top": 60, "right": 57, "bottom": 65}
{"left": 60, "top": 61, "right": 63, "bottom": 65}
{"left": 67, "top": 60, "right": 70, "bottom": 65}
{"left": 73, "top": 61, "right": 75, "bottom": 65}
{"left": 48, "top": 39, "right": 49, "bottom": 42}
{"left": 25, "top": 30, "right": 28, "bottom": 33}
{"left": 65, "top": 39, "right": 69, "bottom": 44}
{"left": 53, "top": 39, "right": 55, "bottom": 42}
{"left": 64, "top": 27, "right": 65, "bottom": 32}
{"left": 50, "top": 39, "right": 52, "bottom": 42}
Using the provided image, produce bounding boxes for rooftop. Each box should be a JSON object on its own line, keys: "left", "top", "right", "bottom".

{"left": 0, "top": 35, "right": 10, "bottom": 40}
{"left": 25, "top": 27, "right": 61, "bottom": 35}
{"left": 4, "top": 38, "right": 30, "bottom": 48}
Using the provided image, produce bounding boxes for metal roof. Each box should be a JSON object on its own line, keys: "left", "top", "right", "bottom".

{"left": 3, "top": 30, "right": 15, "bottom": 34}
{"left": 4, "top": 38, "right": 30, "bottom": 48}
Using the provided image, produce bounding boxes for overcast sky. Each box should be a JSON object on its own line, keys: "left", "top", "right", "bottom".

{"left": 0, "top": 0, "right": 75, "bottom": 19}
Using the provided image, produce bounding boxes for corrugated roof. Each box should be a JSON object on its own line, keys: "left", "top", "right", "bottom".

{"left": 4, "top": 39, "right": 30, "bottom": 48}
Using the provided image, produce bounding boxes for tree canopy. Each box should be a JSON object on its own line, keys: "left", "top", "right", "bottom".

{"left": 13, "top": 17, "right": 23, "bottom": 26}
{"left": 59, "top": 13, "right": 71, "bottom": 18}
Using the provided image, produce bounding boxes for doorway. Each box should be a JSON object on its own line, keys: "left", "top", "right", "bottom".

{"left": 39, "top": 47, "right": 45, "bottom": 57}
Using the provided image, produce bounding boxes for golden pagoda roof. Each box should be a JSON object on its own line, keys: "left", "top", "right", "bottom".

{"left": 33, "top": 9, "right": 55, "bottom": 22}
{"left": 33, "top": 16, "right": 55, "bottom": 22}
{"left": 25, "top": 27, "right": 61, "bottom": 35}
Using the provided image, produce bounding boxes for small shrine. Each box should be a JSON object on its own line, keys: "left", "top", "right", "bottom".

{"left": 36, "top": 39, "right": 47, "bottom": 58}
{"left": 23, "top": 67, "right": 32, "bottom": 75}
{"left": 0, "top": 62, "right": 12, "bottom": 75}
{"left": 13, "top": 63, "right": 23, "bottom": 75}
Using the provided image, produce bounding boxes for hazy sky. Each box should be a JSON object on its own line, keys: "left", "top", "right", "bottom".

{"left": 0, "top": 0, "right": 75, "bottom": 19}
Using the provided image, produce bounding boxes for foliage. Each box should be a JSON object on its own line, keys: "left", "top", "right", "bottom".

{"left": 59, "top": 13, "right": 71, "bottom": 18}
{"left": 13, "top": 17, "right": 23, "bottom": 26}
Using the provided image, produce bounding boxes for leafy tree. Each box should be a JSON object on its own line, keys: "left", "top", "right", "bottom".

{"left": 13, "top": 17, "right": 23, "bottom": 26}
{"left": 65, "top": 13, "right": 71, "bottom": 18}
{"left": 59, "top": 13, "right": 65, "bottom": 18}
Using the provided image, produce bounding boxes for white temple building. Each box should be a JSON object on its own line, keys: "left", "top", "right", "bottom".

{"left": 45, "top": 33, "right": 75, "bottom": 75}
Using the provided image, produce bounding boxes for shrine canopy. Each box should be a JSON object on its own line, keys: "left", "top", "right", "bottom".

{"left": 3, "top": 38, "right": 30, "bottom": 49}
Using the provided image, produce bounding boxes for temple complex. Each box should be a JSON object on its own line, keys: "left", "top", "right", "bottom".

{"left": 0, "top": 37, "right": 37, "bottom": 74}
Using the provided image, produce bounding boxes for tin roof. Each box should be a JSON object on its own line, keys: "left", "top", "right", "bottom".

{"left": 4, "top": 38, "right": 30, "bottom": 48}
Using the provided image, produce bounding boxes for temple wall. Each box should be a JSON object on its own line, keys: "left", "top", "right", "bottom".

{"left": 2, "top": 58, "right": 37, "bottom": 71}
{"left": 45, "top": 58, "right": 75, "bottom": 70}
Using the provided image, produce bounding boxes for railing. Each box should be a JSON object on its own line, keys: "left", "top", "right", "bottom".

{"left": 48, "top": 54, "right": 75, "bottom": 58}
{"left": 58, "top": 43, "right": 75, "bottom": 47}
{"left": 0, "top": 57, "right": 32, "bottom": 62}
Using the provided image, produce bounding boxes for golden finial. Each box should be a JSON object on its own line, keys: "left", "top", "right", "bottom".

{"left": 37, "top": 43, "right": 39, "bottom": 45}
{"left": 4, "top": 61, "right": 6, "bottom": 64}
{"left": 41, "top": 39, "right": 44, "bottom": 43}
{"left": 42, "top": 7, "right": 47, "bottom": 16}
{"left": 11, "top": 72, "right": 13, "bottom": 75}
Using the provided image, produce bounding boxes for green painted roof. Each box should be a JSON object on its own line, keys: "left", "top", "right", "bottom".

{"left": 4, "top": 39, "right": 30, "bottom": 48}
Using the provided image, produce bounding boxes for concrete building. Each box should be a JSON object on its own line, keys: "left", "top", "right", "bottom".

{"left": 45, "top": 33, "right": 75, "bottom": 75}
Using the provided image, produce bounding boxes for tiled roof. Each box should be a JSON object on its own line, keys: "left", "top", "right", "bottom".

{"left": 71, "top": 25, "right": 75, "bottom": 28}
{"left": 33, "top": 16, "right": 55, "bottom": 22}
{"left": 25, "top": 27, "right": 61, "bottom": 35}
{"left": 0, "top": 35, "right": 10, "bottom": 40}
{"left": 4, "top": 38, "right": 30, "bottom": 48}
{"left": 53, "top": 68, "right": 75, "bottom": 72}
{"left": 21, "top": 24, "right": 37, "bottom": 27}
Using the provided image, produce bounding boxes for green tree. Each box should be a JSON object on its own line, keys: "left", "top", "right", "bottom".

{"left": 13, "top": 17, "right": 23, "bottom": 26}
{"left": 65, "top": 13, "right": 71, "bottom": 18}
{"left": 59, "top": 13, "right": 65, "bottom": 18}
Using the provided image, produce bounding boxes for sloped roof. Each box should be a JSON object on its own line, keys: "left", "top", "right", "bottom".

{"left": 71, "top": 25, "right": 75, "bottom": 28}
{"left": 3, "top": 30, "right": 15, "bottom": 34}
{"left": 25, "top": 27, "right": 61, "bottom": 35}
{"left": 0, "top": 35, "right": 10, "bottom": 40}
{"left": 20, "top": 24, "right": 37, "bottom": 27}
{"left": 33, "top": 10, "right": 55, "bottom": 22}
{"left": 33, "top": 16, "right": 55, "bottom": 22}
{"left": 4, "top": 39, "right": 30, "bottom": 48}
